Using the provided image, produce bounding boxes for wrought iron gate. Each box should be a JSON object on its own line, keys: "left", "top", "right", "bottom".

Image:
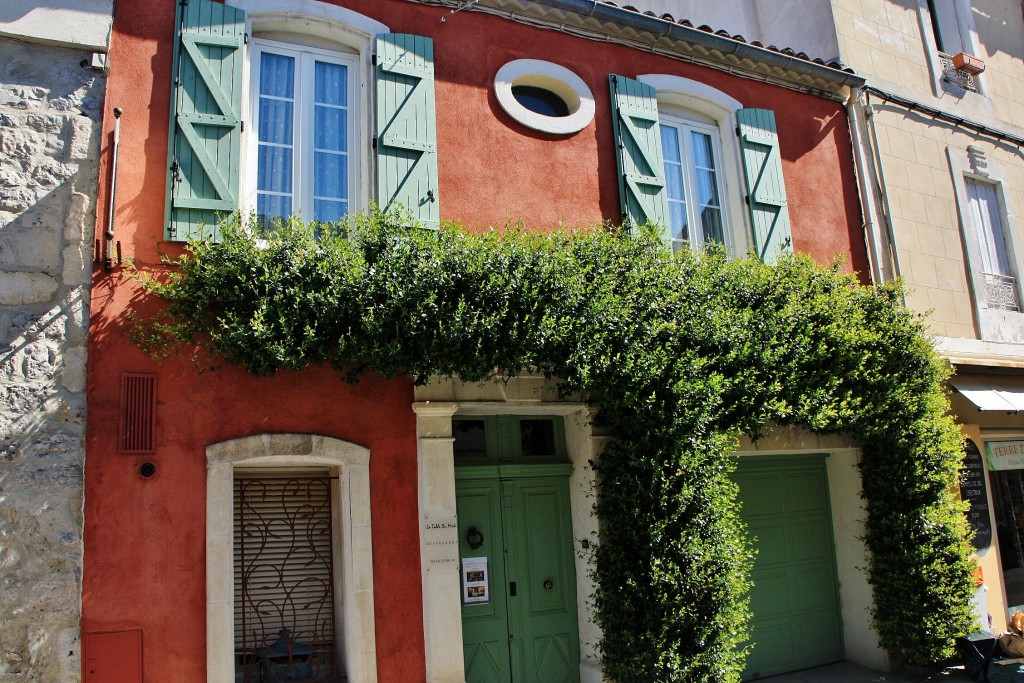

{"left": 234, "top": 472, "right": 340, "bottom": 682}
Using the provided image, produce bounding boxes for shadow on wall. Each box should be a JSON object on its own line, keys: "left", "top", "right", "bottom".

{"left": 970, "top": 0, "right": 1024, "bottom": 62}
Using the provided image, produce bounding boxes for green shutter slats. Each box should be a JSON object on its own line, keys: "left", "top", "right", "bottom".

{"left": 165, "top": 0, "right": 245, "bottom": 242}
{"left": 736, "top": 108, "right": 793, "bottom": 262}
{"left": 375, "top": 34, "right": 439, "bottom": 229}
{"left": 609, "top": 74, "right": 668, "bottom": 230}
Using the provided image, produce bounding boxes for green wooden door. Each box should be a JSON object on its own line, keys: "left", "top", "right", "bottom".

{"left": 458, "top": 475, "right": 513, "bottom": 682}
{"left": 733, "top": 456, "right": 843, "bottom": 679}
{"left": 457, "top": 465, "right": 580, "bottom": 683}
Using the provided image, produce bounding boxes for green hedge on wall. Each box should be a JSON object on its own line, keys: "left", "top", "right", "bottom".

{"left": 134, "top": 213, "right": 976, "bottom": 681}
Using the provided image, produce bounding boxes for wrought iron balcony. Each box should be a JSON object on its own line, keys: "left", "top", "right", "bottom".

{"left": 939, "top": 52, "right": 979, "bottom": 92}
{"left": 983, "top": 272, "right": 1019, "bottom": 311}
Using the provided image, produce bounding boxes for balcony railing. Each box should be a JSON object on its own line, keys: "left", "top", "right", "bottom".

{"left": 939, "top": 52, "right": 979, "bottom": 92}
{"left": 983, "top": 272, "right": 1019, "bottom": 311}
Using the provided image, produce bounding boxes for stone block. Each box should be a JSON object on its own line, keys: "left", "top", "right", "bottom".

{"left": 0, "top": 272, "right": 57, "bottom": 305}
{"left": 907, "top": 251, "right": 939, "bottom": 289}
{"left": 886, "top": 126, "right": 916, "bottom": 163}
{"left": 63, "top": 192, "right": 88, "bottom": 241}
{"left": 62, "top": 347, "right": 86, "bottom": 393}
{"left": 934, "top": 256, "right": 967, "bottom": 292}
{"left": 20, "top": 342, "right": 57, "bottom": 381}
{"left": 64, "top": 117, "right": 96, "bottom": 163}
{"left": 869, "top": 49, "right": 901, "bottom": 83}
{"left": 897, "top": 187, "right": 929, "bottom": 223}
{"left": 266, "top": 433, "right": 313, "bottom": 456}
{"left": 16, "top": 462, "right": 83, "bottom": 489}
{"left": 62, "top": 243, "right": 89, "bottom": 285}
{"left": 0, "top": 232, "right": 60, "bottom": 272}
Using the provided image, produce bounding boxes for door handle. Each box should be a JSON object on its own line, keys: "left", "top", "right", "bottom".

{"left": 544, "top": 579, "right": 554, "bottom": 590}
{"left": 466, "top": 526, "right": 484, "bottom": 549}
{"left": 509, "top": 581, "right": 517, "bottom": 596}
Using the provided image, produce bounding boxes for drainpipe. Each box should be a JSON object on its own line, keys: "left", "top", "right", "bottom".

{"left": 846, "top": 87, "right": 892, "bottom": 286}
{"left": 863, "top": 91, "right": 906, "bottom": 300}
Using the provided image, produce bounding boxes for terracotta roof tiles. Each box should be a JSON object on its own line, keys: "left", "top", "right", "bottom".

{"left": 601, "top": 1, "right": 852, "bottom": 73}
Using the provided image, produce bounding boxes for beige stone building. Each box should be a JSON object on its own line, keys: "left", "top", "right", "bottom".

{"left": 833, "top": 0, "right": 1024, "bottom": 635}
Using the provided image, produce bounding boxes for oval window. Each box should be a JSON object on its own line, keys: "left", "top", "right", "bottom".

{"left": 494, "top": 59, "right": 594, "bottom": 135}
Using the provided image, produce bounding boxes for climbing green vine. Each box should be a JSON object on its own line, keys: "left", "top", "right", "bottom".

{"left": 135, "top": 212, "right": 975, "bottom": 680}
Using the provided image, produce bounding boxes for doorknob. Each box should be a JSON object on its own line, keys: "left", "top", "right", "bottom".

{"left": 544, "top": 579, "right": 554, "bottom": 590}
{"left": 466, "top": 526, "right": 484, "bottom": 549}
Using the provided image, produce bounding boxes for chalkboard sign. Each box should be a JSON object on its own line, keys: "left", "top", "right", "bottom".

{"left": 960, "top": 438, "right": 992, "bottom": 554}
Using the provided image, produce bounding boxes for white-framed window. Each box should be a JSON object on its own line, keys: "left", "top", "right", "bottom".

{"left": 493, "top": 59, "right": 595, "bottom": 135}
{"left": 659, "top": 114, "right": 728, "bottom": 252}
{"left": 250, "top": 39, "right": 358, "bottom": 227}
{"left": 635, "top": 74, "right": 754, "bottom": 257}
{"left": 948, "top": 146, "right": 1024, "bottom": 344}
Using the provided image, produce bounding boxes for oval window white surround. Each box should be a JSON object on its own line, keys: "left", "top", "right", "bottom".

{"left": 494, "top": 59, "right": 595, "bottom": 135}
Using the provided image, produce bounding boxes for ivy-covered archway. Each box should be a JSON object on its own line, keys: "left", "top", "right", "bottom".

{"left": 136, "top": 213, "right": 975, "bottom": 681}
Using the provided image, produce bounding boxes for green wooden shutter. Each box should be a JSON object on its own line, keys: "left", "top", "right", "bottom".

{"left": 737, "top": 108, "right": 793, "bottom": 262}
{"left": 165, "top": 0, "right": 245, "bottom": 242}
{"left": 375, "top": 34, "right": 439, "bottom": 229}
{"left": 609, "top": 74, "right": 668, "bottom": 230}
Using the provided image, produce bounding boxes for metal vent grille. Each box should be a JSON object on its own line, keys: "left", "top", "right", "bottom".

{"left": 119, "top": 373, "right": 156, "bottom": 453}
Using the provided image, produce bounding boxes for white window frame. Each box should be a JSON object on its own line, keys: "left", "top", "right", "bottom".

{"left": 249, "top": 38, "right": 358, "bottom": 225}
{"left": 948, "top": 146, "right": 1024, "bottom": 343}
{"left": 493, "top": 59, "right": 595, "bottom": 135}
{"left": 206, "top": 434, "right": 378, "bottom": 683}
{"left": 638, "top": 74, "right": 748, "bottom": 256}
{"left": 228, "top": 0, "right": 387, "bottom": 226}
{"left": 659, "top": 112, "right": 730, "bottom": 252}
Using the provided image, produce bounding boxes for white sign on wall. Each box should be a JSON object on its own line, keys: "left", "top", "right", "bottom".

{"left": 986, "top": 441, "right": 1024, "bottom": 471}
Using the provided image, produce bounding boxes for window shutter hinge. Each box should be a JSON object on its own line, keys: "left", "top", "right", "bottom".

{"left": 243, "top": 33, "right": 249, "bottom": 44}
{"left": 240, "top": 120, "right": 245, "bottom": 133}
{"left": 371, "top": 53, "right": 377, "bottom": 65}
{"left": 372, "top": 137, "right": 377, "bottom": 151}
{"left": 735, "top": 126, "right": 741, "bottom": 136}
{"left": 744, "top": 196, "right": 750, "bottom": 205}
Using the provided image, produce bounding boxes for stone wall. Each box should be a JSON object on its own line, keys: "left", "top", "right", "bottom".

{"left": 0, "top": 36, "right": 105, "bottom": 682}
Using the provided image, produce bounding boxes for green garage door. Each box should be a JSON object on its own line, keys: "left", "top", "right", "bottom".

{"left": 734, "top": 455, "right": 843, "bottom": 679}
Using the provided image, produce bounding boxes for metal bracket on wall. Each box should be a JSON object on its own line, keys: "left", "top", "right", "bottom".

{"left": 440, "top": 0, "right": 480, "bottom": 23}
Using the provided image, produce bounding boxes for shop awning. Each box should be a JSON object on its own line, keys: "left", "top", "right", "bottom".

{"left": 951, "top": 375, "right": 1024, "bottom": 412}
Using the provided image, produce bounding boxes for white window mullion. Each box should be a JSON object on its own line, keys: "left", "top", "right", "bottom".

{"left": 660, "top": 121, "right": 688, "bottom": 251}
{"left": 679, "top": 128, "right": 703, "bottom": 246}
{"left": 299, "top": 52, "right": 314, "bottom": 224}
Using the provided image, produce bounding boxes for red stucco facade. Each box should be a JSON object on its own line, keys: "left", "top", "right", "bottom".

{"left": 84, "top": 1, "right": 868, "bottom": 680}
